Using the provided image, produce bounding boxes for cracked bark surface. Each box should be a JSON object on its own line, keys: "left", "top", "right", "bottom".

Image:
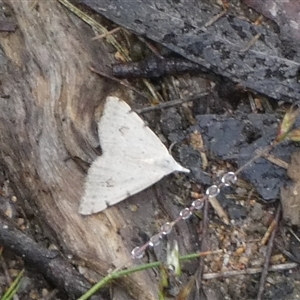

{"left": 0, "top": 1, "right": 179, "bottom": 299}
{"left": 85, "top": 0, "right": 300, "bottom": 102}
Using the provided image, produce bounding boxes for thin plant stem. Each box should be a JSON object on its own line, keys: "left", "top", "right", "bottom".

{"left": 78, "top": 250, "right": 222, "bottom": 300}
{"left": 1, "top": 269, "right": 24, "bottom": 300}
{"left": 235, "top": 143, "right": 275, "bottom": 175}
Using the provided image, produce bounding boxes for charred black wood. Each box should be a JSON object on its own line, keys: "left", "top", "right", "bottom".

{"left": 84, "top": 0, "right": 300, "bottom": 102}
{"left": 112, "top": 57, "right": 208, "bottom": 78}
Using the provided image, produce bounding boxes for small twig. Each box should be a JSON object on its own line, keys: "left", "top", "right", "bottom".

{"left": 205, "top": 9, "right": 227, "bottom": 27}
{"left": 89, "top": 66, "right": 149, "bottom": 100}
{"left": 240, "top": 14, "right": 263, "bottom": 53}
{"left": 203, "top": 263, "right": 297, "bottom": 279}
{"left": 0, "top": 216, "right": 102, "bottom": 300}
{"left": 137, "top": 36, "right": 164, "bottom": 59}
{"left": 276, "top": 243, "right": 300, "bottom": 264}
{"left": 142, "top": 78, "right": 164, "bottom": 102}
{"left": 92, "top": 27, "right": 121, "bottom": 40}
{"left": 254, "top": 15, "right": 264, "bottom": 26}
{"left": 235, "top": 143, "right": 275, "bottom": 175}
{"left": 240, "top": 33, "right": 262, "bottom": 53}
{"left": 247, "top": 188, "right": 255, "bottom": 201}
{"left": 30, "top": 0, "right": 40, "bottom": 10}
{"left": 289, "top": 228, "right": 300, "bottom": 243}
{"left": 136, "top": 93, "right": 208, "bottom": 113}
{"left": 208, "top": 196, "right": 229, "bottom": 225}
{"left": 57, "top": 0, "right": 130, "bottom": 61}
{"left": 257, "top": 204, "right": 281, "bottom": 300}
{"left": 260, "top": 218, "right": 277, "bottom": 246}
{"left": 112, "top": 57, "right": 204, "bottom": 79}
{"left": 248, "top": 93, "right": 257, "bottom": 113}
{"left": 255, "top": 149, "right": 289, "bottom": 169}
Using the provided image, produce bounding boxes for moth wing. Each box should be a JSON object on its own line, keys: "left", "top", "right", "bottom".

{"left": 79, "top": 155, "right": 170, "bottom": 215}
{"left": 79, "top": 96, "right": 189, "bottom": 215}
{"left": 99, "top": 97, "right": 173, "bottom": 158}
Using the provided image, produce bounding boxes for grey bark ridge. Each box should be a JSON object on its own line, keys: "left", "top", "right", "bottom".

{"left": 83, "top": 0, "right": 300, "bottom": 102}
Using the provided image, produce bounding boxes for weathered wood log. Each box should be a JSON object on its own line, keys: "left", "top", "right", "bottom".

{"left": 0, "top": 1, "right": 196, "bottom": 299}
{"left": 93, "top": 0, "right": 300, "bottom": 102}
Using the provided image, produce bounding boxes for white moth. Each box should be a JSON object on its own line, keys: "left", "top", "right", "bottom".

{"left": 79, "top": 96, "right": 190, "bottom": 215}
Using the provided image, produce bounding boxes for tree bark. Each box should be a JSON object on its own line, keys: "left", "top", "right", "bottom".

{"left": 0, "top": 1, "right": 155, "bottom": 298}
{"left": 0, "top": 1, "right": 198, "bottom": 299}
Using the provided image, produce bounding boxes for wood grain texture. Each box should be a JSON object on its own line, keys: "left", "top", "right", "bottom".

{"left": 0, "top": 1, "right": 168, "bottom": 298}
{"left": 80, "top": 96, "right": 189, "bottom": 214}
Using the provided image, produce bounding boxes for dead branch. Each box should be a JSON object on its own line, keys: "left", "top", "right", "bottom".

{"left": 0, "top": 215, "right": 105, "bottom": 300}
